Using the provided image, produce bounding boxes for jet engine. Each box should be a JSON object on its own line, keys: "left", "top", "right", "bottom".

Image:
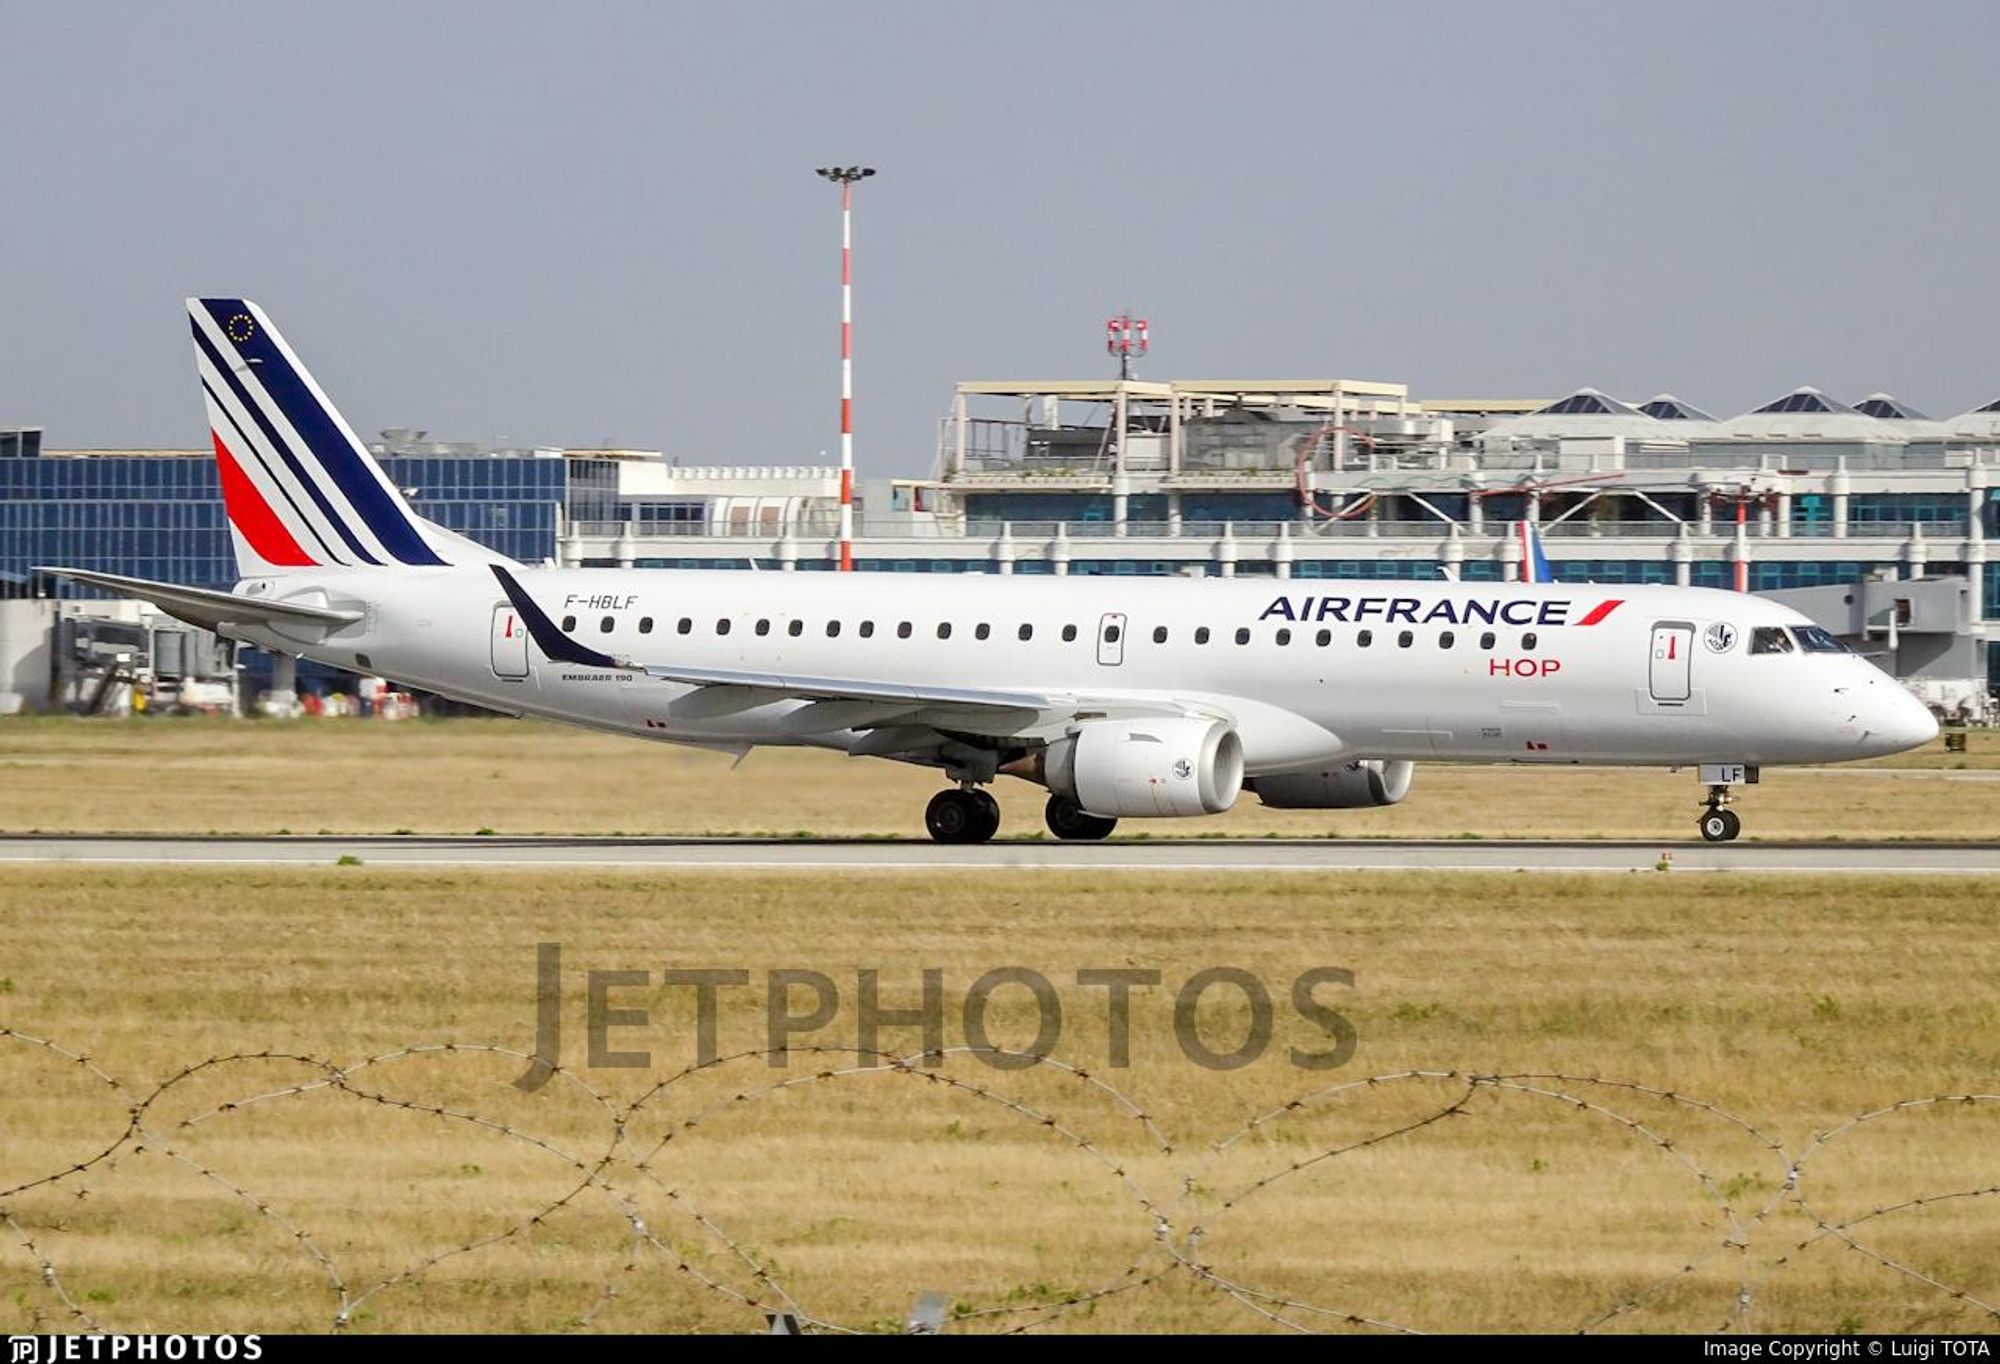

{"left": 1024, "top": 717, "right": 1245, "bottom": 818}
{"left": 1245, "top": 759, "right": 1414, "bottom": 809}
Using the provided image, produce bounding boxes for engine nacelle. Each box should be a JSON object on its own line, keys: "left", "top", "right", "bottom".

{"left": 1246, "top": 759, "right": 1414, "bottom": 809}
{"left": 1041, "top": 717, "right": 1245, "bottom": 818}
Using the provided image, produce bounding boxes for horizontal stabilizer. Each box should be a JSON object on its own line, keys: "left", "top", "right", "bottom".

{"left": 35, "top": 568, "right": 362, "bottom": 632}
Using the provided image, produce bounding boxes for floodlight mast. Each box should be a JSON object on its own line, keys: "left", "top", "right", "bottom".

{"left": 813, "top": 166, "right": 875, "bottom": 571}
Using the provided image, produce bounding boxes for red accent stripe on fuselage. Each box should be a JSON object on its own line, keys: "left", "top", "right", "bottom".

{"left": 1575, "top": 599, "right": 1624, "bottom": 626}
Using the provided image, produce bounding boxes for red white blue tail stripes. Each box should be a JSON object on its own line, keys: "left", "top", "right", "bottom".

{"left": 190, "top": 298, "right": 449, "bottom": 573}
{"left": 1515, "top": 519, "right": 1555, "bottom": 584}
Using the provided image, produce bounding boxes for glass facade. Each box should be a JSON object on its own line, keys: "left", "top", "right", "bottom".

{"left": 1292, "top": 559, "right": 1444, "bottom": 579}
{"left": 1068, "top": 559, "right": 1208, "bottom": 576}
{"left": 965, "top": 493, "right": 1115, "bottom": 523}
{"left": 1748, "top": 560, "right": 1890, "bottom": 591}
{"left": 1849, "top": 493, "right": 1968, "bottom": 527}
{"left": 855, "top": 558, "right": 990, "bottom": 573}
{"left": 0, "top": 448, "right": 570, "bottom": 593}
{"left": 0, "top": 454, "right": 234, "bottom": 588}
{"left": 1547, "top": 559, "right": 1676, "bottom": 584}
{"left": 1177, "top": 492, "right": 1299, "bottom": 523}
{"left": 379, "top": 455, "right": 566, "bottom": 565}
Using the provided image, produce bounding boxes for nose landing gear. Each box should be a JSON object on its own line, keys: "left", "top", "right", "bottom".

{"left": 925, "top": 786, "right": 1001, "bottom": 844}
{"left": 1694, "top": 763, "right": 1757, "bottom": 842}
{"left": 1698, "top": 790, "right": 1742, "bottom": 843}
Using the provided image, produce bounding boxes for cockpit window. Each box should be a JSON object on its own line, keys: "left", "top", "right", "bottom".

{"left": 1790, "top": 626, "right": 1849, "bottom": 654}
{"left": 1749, "top": 626, "right": 1794, "bottom": 655}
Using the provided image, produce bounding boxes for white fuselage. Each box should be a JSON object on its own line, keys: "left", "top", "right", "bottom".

{"left": 232, "top": 567, "right": 1938, "bottom": 773}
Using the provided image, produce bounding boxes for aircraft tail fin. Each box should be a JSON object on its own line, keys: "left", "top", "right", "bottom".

{"left": 187, "top": 298, "right": 480, "bottom": 576}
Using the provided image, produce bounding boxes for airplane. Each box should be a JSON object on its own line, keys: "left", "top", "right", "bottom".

{"left": 45, "top": 299, "right": 1940, "bottom": 845}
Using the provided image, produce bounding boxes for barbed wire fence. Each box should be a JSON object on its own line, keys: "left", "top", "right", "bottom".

{"left": 2, "top": 1024, "right": 1994, "bottom": 1335}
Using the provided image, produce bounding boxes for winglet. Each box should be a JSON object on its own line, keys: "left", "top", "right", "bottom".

{"left": 490, "top": 564, "right": 622, "bottom": 668}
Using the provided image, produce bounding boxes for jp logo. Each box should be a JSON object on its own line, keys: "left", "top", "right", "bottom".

{"left": 1704, "top": 622, "right": 1738, "bottom": 654}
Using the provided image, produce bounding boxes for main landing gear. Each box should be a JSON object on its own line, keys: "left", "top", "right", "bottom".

{"left": 925, "top": 786, "right": 1000, "bottom": 844}
{"left": 1044, "top": 794, "right": 1117, "bottom": 842}
{"left": 922, "top": 788, "right": 1122, "bottom": 845}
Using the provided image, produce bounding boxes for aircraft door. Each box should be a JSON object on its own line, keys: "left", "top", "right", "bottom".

{"left": 491, "top": 603, "right": 530, "bottom": 680}
{"left": 1096, "top": 612, "right": 1127, "bottom": 666}
{"left": 1648, "top": 620, "right": 1693, "bottom": 702}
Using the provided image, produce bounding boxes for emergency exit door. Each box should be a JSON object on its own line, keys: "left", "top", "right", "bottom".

{"left": 1097, "top": 613, "right": 1127, "bottom": 666}
{"left": 1648, "top": 621, "right": 1693, "bottom": 702}
{"left": 491, "top": 604, "right": 530, "bottom": 680}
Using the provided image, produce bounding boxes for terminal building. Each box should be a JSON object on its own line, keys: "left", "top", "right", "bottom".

{"left": 3, "top": 370, "right": 1997, "bottom": 714}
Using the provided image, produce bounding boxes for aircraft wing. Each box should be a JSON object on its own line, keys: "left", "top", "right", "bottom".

{"left": 634, "top": 661, "right": 1051, "bottom": 711}
{"left": 35, "top": 568, "right": 363, "bottom": 631}
{"left": 490, "top": 564, "right": 1184, "bottom": 731}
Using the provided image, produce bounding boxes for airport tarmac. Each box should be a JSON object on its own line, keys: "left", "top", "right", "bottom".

{"left": 1, "top": 834, "right": 1998, "bottom": 873}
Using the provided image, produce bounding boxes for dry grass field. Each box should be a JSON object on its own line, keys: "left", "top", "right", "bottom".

{"left": 2, "top": 866, "right": 1996, "bottom": 1334}
{"left": 0, "top": 715, "right": 1996, "bottom": 840}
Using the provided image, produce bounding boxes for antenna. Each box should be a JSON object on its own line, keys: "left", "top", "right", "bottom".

{"left": 1105, "top": 313, "right": 1149, "bottom": 381}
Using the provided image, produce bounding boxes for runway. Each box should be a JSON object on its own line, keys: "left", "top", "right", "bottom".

{"left": 2, "top": 835, "right": 1998, "bottom": 874}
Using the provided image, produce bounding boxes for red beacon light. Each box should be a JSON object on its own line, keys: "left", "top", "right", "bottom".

{"left": 1105, "top": 314, "right": 1149, "bottom": 377}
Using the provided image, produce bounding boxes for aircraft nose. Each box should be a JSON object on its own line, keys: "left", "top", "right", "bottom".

{"left": 1863, "top": 684, "right": 1939, "bottom": 755}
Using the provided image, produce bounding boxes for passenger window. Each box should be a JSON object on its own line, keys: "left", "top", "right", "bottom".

{"left": 638, "top": 617, "right": 654, "bottom": 634}
{"left": 1397, "top": 630, "right": 1413, "bottom": 648}
{"left": 1104, "top": 624, "right": 1121, "bottom": 643}
{"left": 561, "top": 615, "right": 576, "bottom": 632}
{"left": 600, "top": 616, "right": 615, "bottom": 634}
{"left": 1315, "top": 628, "right": 1331, "bottom": 647}
{"left": 1195, "top": 626, "right": 1210, "bottom": 644}
{"left": 1234, "top": 627, "right": 1251, "bottom": 645}
{"left": 1018, "top": 624, "right": 1033, "bottom": 641}
{"left": 1522, "top": 632, "right": 1538, "bottom": 651}
{"left": 755, "top": 619, "right": 771, "bottom": 636}
{"left": 859, "top": 621, "right": 875, "bottom": 639}
{"left": 1153, "top": 625, "right": 1168, "bottom": 644}
{"left": 826, "top": 620, "right": 841, "bottom": 638}
{"left": 716, "top": 619, "right": 731, "bottom": 635}
{"left": 975, "top": 623, "right": 991, "bottom": 640}
{"left": 787, "top": 619, "right": 803, "bottom": 637}
{"left": 1275, "top": 627, "right": 1292, "bottom": 646}
{"left": 1439, "top": 630, "right": 1454, "bottom": 649}
{"left": 897, "top": 622, "right": 912, "bottom": 639}
{"left": 677, "top": 617, "right": 692, "bottom": 635}
{"left": 1479, "top": 630, "right": 1495, "bottom": 650}
{"left": 1751, "top": 626, "right": 1793, "bottom": 655}
{"left": 1358, "top": 629, "right": 1373, "bottom": 647}
{"left": 1062, "top": 624, "right": 1078, "bottom": 642}
{"left": 937, "top": 622, "right": 952, "bottom": 640}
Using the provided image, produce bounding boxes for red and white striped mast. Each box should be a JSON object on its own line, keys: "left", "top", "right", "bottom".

{"left": 815, "top": 165, "right": 875, "bottom": 571}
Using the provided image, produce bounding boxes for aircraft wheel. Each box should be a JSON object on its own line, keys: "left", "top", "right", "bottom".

{"left": 1718, "top": 808, "right": 1742, "bottom": 842}
{"left": 926, "top": 789, "right": 993, "bottom": 845}
{"left": 1699, "top": 810, "right": 1732, "bottom": 843}
{"left": 968, "top": 789, "right": 1001, "bottom": 842}
{"left": 1045, "top": 794, "right": 1118, "bottom": 842}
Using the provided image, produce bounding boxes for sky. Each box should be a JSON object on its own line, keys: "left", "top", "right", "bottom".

{"left": 4, "top": 2, "right": 1999, "bottom": 474}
